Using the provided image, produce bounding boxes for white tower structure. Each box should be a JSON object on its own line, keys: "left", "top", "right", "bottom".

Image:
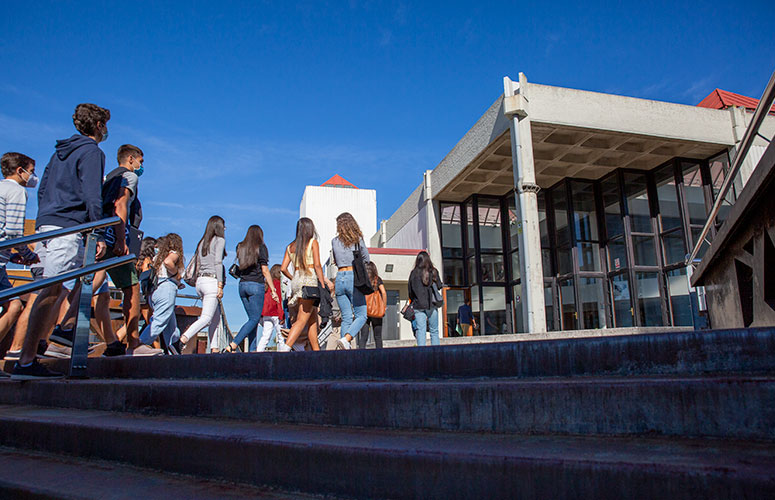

{"left": 299, "top": 175, "right": 377, "bottom": 264}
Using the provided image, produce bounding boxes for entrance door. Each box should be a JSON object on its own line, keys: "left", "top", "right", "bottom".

{"left": 443, "top": 287, "right": 470, "bottom": 337}
{"left": 383, "top": 290, "right": 401, "bottom": 341}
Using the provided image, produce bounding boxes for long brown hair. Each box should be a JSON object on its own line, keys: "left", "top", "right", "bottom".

{"left": 366, "top": 261, "right": 379, "bottom": 285}
{"left": 236, "top": 225, "right": 265, "bottom": 270}
{"left": 154, "top": 233, "right": 185, "bottom": 275}
{"left": 335, "top": 212, "right": 363, "bottom": 247}
{"left": 198, "top": 215, "right": 226, "bottom": 258}
{"left": 291, "top": 217, "right": 317, "bottom": 271}
{"left": 413, "top": 251, "right": 438, "bottom": 286}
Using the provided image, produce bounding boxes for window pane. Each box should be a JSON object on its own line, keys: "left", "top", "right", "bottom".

{"left": 681, "top": 161, "right": 707, "bottom": 226}
{"left": 560, "top": 278, "right": 577, "bottom": 330}
{"left": 538, "top": 193, "right": 550, "bottom": 248}
{"left": 666, "top": 268, "right": 693, "bottom": 326}
{"left": 542, "top": 248, "right": 553, "bottom": 277}
{"left": 510, "top": 251, "right": 520, "bottom": 282}
{"left": 482, "top": 286, "right": 508, "bottom": 335}
{"left": 480, "top": 254, "right": 505, "bottom": 282}
{"left": 578, "top": 277, "right": 606, "bottom": 329}
{"left": 477, "top": 199, "right": 502, "bottom": 252}
{"left": 624, "top": 173, "right": 652, "bottom": 233}
{"left": 445, "top": 289, "right": 466, "bottom": 337}
{"left": 558, "top": 246, "right": 573, "bottom": 275}
{"left": 610, "top": 273, "right": 633, "bottom": 327}
{"left": 507, "top": 199, "right": 520, "bottom": 251}
{"left": 632, "top": 235, "right": 657, "bottom": 267}
{"left": 607, "top": 236, "right": 627, "bottom": 271}
{"left": 467, "top": 256, "right": 477, "bottom": 285}
{"left": 440, "top": 204, "right": 463, "bottom": 257}
{"left": 544, "top": 282, "right": 557, "bottom": 331}
{"left": 577, "top": 242, "right": 601, "bottom": 272}
{"left": 570, "top": 180, "right": 599, "bottom": 242}
{"left": 553, "top": 185, "right": 571, "bottom": 248}
{"left": 709, "top": 151, "right": 739, "bottom": 223}
{"left": 465, "top": 201, "right": 475, "bottom": 256}
{"left": 443, "top": 259, "right": 464, "bottom": 286}
{"left": 654, "top": 165, "right": 681, "bottom": 231}
{"left": 601, "top": 175, "right": 624, "bottom": 237}
{"left": 512, "top": 285, "right": 524, "bottom": 333}
{"left": 662, "top": 231, "right": 686, "bottom": 265}
{"left": 635, "top": 272, "right": 662, "bottom": 326}
{"left": 471, "top": 285, "right": 480, "bottom": 334}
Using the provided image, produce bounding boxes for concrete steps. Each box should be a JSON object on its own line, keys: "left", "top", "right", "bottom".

{"left": 0, "top": 405, "right": 772, "bottom": 500}
{"left": 0, "top": 327, "right": 772, "bottom": 498}
{"left": 0, "top": 376, "right": 772, "bottom": 440}
{"left": 0, "top": 446, "right": 323, "bottom": 499}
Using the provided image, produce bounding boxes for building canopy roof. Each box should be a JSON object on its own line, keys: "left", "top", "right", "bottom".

{"left": 321, "top": 174, "right": 358, "bottom": 189}
{"left": 697, "top": 89, "right": 775, "bottom": 113}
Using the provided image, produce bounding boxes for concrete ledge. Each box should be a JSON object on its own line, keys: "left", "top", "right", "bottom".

{"left": 19, "top": 327, "right": 775, "bottom": 381}
{"left": 0, "top": 405, "right": 772, "bottom": 500}
{"left": 383, "top": 326, "right": 685, "bottom": 348}
{"left": 0, "top": 376, "right": 772, "bottom": 440}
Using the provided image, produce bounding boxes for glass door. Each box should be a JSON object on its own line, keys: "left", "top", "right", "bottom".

{"left": 442, "top": 287, "right": 470, "bottom": 337}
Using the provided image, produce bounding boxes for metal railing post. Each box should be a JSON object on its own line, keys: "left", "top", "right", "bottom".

{"left": 70, "top": 232, "right": 98, "bottom": 378}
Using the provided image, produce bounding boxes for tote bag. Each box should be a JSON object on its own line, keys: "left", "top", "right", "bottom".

{"left": 366, "top": 279, "right": 386, "bottom": 318}
{"left": 352, "top": 243, "right": 374, "bottom": 295}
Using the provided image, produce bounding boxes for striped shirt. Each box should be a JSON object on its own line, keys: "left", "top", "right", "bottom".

{"left": 0, "top": 179, "right": 36, "bottom": 266}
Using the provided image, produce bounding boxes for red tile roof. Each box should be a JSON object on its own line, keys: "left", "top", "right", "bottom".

{"left": 321, "top": 174, "right": 358, "bottom": 189}
{"left": 697, "top": 89, "right": 775, "bottom": 113}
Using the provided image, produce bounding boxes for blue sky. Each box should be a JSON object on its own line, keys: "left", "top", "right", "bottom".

{"left": 2, "top": 0, "right": 773, "bottom": 326}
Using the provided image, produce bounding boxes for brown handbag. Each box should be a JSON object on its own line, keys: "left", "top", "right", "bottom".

{"left": 366, "top": 278, "right": 386, "bottom": 318}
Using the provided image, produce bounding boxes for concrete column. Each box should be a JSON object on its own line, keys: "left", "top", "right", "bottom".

{"left": 504, "top": 74, "right": 547, "bottom": 333}
{"left": 424, "top": 170, "right": 444, "bottom": 272}
{"left": 729, "top": 106, "right": 756, "bottom": 186}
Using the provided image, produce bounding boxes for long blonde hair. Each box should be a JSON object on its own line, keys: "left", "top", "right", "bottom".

{"left": 291, "top": 217, "right": 317, "bottom": 271}
{"left": 336, "top": 212, "right": 363, "bottom": 247}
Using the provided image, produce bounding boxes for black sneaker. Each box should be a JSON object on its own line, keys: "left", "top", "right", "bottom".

{"left": 11, "top": 360, "right": 65, "bottom": 380}
{"left": 37, "top": 339, "right": 49, "bottom": 356}
{"left": 49, "top": 325, "right": 74, "bottom": 348}
{"left": 103, "top": 341, "right": 126, "bottom": 357}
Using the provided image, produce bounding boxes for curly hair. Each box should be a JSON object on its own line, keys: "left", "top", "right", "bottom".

{"left": 73, "top": 103, "right": 110, "bottom": 137}
{"left": 335, "top": 212, "right": 363, "bottom": 247}
{"left": 154, "top": 233, "right": 185, "bottom": 275}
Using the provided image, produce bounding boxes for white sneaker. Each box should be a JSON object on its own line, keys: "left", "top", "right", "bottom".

{"left": 336, "top": 338, "right": 351, "bottom": 350}
{"left": 277, "top": 343, "right": 291, "bottom": 352}
{"left": 128, "top": 345, "right": 163, "bottom": 356}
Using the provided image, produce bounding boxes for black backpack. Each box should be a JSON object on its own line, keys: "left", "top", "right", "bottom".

{"left": 139, "top": 266, "right": 158, "bottom": 299}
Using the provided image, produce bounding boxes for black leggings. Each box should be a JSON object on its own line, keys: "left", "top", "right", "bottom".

{"left": 358, "top": 316, "right": 383, "bottom": 349}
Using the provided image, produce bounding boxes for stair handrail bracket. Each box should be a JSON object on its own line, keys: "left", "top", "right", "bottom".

{"left": 0, "top": 216, "right": 133, "bottom": 378}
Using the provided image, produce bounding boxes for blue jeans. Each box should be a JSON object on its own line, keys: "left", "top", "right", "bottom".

{"left": 233, "top": 281, "right": 265, "bottom": 351}
{"left": 336, "top": 270, "right": 367, "bottom": 339}
{"left": 414, "top": 308, "right": 439, "bottom": 346}
{"left": 141, "top": 279, "right": 180, "bottom": 348}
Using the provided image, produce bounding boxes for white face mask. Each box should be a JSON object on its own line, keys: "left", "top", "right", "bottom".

{"left": 21, "top": 168, "right": 38, "bottom": 189}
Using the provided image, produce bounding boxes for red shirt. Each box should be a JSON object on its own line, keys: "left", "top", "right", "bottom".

{"left": 262, "top": 279, "right": 284, "bottom": 320}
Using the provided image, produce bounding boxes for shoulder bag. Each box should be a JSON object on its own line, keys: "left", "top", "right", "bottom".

{"left": 401, "top": 301, "right": 415, "bottom": 321}
{"left": 366, "top": 278, "right": 386, "bottom": 318}
{"left": 183, "top": 245, "right": 200, "bottom": 287}
{"left": 352, "top": 243, "right": 374, "bottom": 295}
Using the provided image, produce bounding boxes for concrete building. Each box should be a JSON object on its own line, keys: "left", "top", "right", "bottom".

{"left": 300, "top": 174, "right": 377, "bottom": 263}
{"left": 374, "top": 73, "right": 775, "bottom": 337}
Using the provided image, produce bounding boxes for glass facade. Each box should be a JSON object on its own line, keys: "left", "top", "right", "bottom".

{"left": 438, "top": 155, "right": 725, "bottom": 334}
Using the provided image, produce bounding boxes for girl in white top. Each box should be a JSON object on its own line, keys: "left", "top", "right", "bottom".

{"left": 280, "top": 217, "right": 333, "bottom": 351}
{"left": 180, "top": 216, "right": 227, "bottom": 353}
{"left": 140, "top": 234, "right": 186, "bottom": 352}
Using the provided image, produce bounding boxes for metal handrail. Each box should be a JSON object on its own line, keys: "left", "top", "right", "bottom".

{"left": 687, "top": 70, "right": 775, "bottom": 265}
{"left": 0, "top": 255, "right": 136, "bottom": 303}
{"left": 0, "top": 216, "right": 121, "bottom": 252}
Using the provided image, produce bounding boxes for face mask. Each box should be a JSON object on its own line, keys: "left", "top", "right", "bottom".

{"left": 154, "top": 247, "right": 159, "bottom": 256}
{"left": 99, "top": 125, "right": 108, "bottom": 143}
{"left": 134, "top": 165, "right": 144, "bottom": 177}
{"left": 21, "top": 168, "right": 38, "bottom": 189}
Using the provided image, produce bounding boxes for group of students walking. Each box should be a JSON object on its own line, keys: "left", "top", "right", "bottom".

{"left": 0, "top": 102, "right": 445, "bottom": 379}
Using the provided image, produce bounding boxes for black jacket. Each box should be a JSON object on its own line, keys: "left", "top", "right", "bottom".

{"left": 408, "top": 268, "right": 441, "bottom": 311}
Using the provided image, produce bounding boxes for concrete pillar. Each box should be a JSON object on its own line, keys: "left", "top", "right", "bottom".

{"left": 424, "top": 170, "right": 444, "bottom": 273}
{"left": 729, "top": 106, "right": 755, "bottom": 186}
{"left": 504, "top": 74, "right": 547, "bottom": 333}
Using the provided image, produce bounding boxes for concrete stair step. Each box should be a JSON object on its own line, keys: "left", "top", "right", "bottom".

{"left": 20, "top": 327, "right": 775, "bottom": 381}
{"left": 0, "top": 405, "right": 772, "bottom": 499}
{"left": 0, "top": 446, "right": 325, "bottom": 500}
{"left": 0, "top": 375, "right": 772, "bottom": 440}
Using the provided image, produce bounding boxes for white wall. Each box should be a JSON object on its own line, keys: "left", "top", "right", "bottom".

{"left": 385, "top": 205, "right": 427, "bottom": 250}
{"left": 300, "top": 186, "right": 377, "bottom": 262}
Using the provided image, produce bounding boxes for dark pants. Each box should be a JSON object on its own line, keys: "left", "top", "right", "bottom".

{"left": 358, "top": 316, "right": 383, "bottom": 349}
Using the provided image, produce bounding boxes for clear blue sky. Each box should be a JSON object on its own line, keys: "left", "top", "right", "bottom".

{"left": 2, "top": 0, "right": 773, "bottom": 327}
